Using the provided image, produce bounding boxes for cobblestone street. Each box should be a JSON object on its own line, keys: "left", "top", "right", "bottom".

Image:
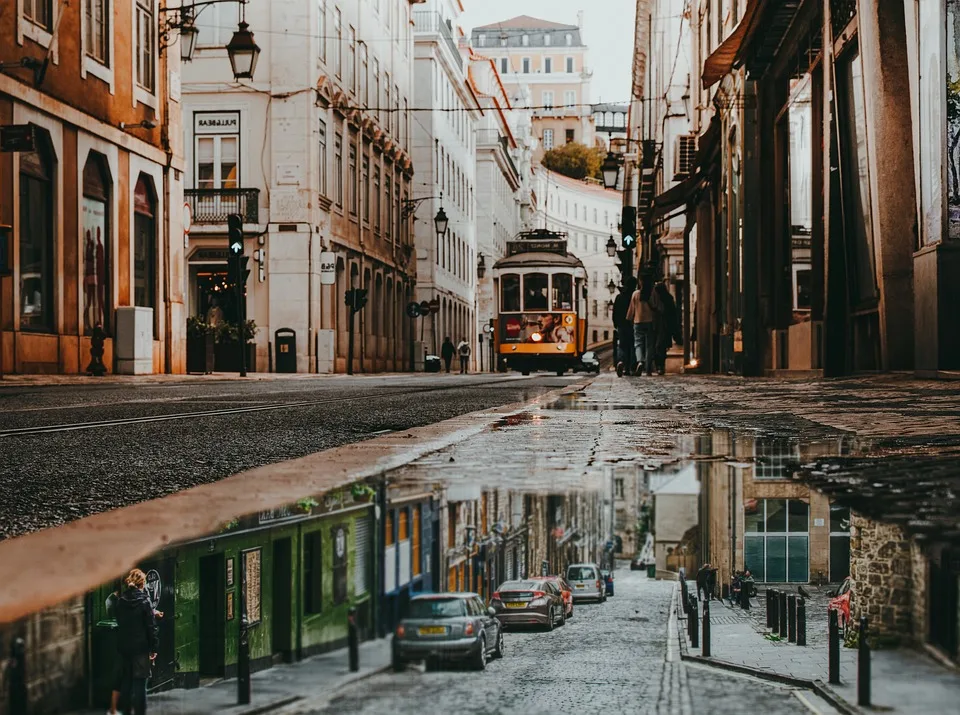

{"left": 305, "top": 570, "right": 820, "bottom": 715}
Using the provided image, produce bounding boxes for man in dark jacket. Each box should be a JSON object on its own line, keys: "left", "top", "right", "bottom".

{"left": 115, "top": 569, "right": 158, "bottom": 715}
{"left": 440, "top": 337, "right": 455, "bottom": 373}
{"left": 696, "top": 563, "right": 711, "bottom": 601}
{"left": 612, "top": 277, "right": 636, "bottom": 377}
{"left": 653, "top": 282, "right": 682, "bottom": 376}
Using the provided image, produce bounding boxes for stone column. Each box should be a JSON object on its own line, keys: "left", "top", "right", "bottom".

{"left": 857, "top": 0, "right": 917, "bottom": 369}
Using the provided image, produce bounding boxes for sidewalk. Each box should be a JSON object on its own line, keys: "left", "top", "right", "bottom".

{"left": 74, "top": 638, "right": 392, "bottom": 715}
{"left": 675, "top": 586, "right": 960, "bottom": 714}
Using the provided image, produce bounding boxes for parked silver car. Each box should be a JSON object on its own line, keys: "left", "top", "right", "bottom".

{"left": 392, "top": 592, "right": 504, "bottom": 671}
{"left": 566, "top": 563, "right": 606, "bottom": 603}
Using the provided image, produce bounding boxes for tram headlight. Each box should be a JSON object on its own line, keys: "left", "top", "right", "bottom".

{"left": 557, "top": 343, "right": 567, "bottom": 351}
{"left": 531, "top": 332, "right": 543, "bottom": 343}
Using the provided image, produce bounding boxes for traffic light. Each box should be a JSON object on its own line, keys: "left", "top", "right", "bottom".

{"left": 354, "top": 288, "right": 368, "bottom": 310}
{"left": 227, "top": 213, "right": 244, "bottom": 256}
{"left": 621, "top": 206, "right": 637, "bottom": 249}
{"left": 238, "top": 256, "right": 250, "bottom": 285}
{"left": 344, "top": 288, "right": 355, "bottom": 307}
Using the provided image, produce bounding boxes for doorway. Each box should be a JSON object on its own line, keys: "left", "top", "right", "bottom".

{"left": 929, "top": 548, "right": 959, "bottom": 660}
{"left": 272, "top": 538, "right": 293, "bottom": 664}
{"left": 198, "top": 554, "right": 225, "bottom": 680}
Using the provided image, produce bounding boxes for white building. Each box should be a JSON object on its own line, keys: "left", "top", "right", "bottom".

{"left": 468, "top": 52, "right": 536, "bottom": 371}
{"left": 181, "top": 0, "right": 417, "bottom": 374}
{"left": 412, "top": 0, "right": 482, "bottom": 360}
{"left": 533, "top": 168, "right": 621, "bottom": 346}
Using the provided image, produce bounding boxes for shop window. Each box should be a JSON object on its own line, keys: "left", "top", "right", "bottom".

{"left": 133, "top": 175, "right": 157, "bottom": 332}
{"left": 501, "top": 274, "right": 521, "bottom": 312}
{"left": 385, "top": 510, "right": 394, "bottom": 547}
{"left": 304, "top": 531, "right": 323, "bottom": 613}
{"left": 82, "top": 154, "right": 112, "bottom": 335}
{"left": 743, "top": 498, "right": 809, "bottom": 582}
{"left": 829, "top": 503, "right": 851, "bottom": 582}
{"left": 398, "top": 508, "right": 409, "bottom": 541}
{"left": 447, "top": 504, "right": 456, "bottom": 547}
{"left": 19, "top": 129, "right": 54, "bottom": 333}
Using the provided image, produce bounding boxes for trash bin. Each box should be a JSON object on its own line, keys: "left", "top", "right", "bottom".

{"left": 274, "top": 328, "right": 297, "bottom": 373}
{"left": 424, "top": 355, "right": 442, "bottom": 373}
{"left": 91, "top": 620, "right": 119, "bottom": 707}
{"left": 647, "top": 564, "right": 656, "bottom": 579}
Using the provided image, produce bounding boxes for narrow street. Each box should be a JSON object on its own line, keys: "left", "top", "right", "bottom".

{"left": 308, "top": 569, "right": 819, "bottom": 715}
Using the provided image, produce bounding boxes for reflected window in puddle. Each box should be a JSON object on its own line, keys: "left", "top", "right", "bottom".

{"left": 743, "top": 498, "right": 810, "bottom": 582}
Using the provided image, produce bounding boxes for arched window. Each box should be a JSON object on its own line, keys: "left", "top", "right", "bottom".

{"left": 19, "top": 129, "right": 55, "bottom": 333}
{"left": 374, "top": 274, "right": 384, "bottom": 337}
{"left": 82, "top": 152, "right": 112, "bottom": 334}
{"left": 133, "top": 175, "right": 157, "bottom": 333}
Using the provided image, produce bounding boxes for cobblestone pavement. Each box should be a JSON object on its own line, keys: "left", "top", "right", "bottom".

{"left": 307, "top": 570, "right": 816, "bottom": 715}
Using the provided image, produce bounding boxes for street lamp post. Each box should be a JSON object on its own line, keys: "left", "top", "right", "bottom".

{"left": 605, "top": 237, "right": 617, "bottom": 258}
{"left": 160, "top": 1, "right": 261, "bottom": 80}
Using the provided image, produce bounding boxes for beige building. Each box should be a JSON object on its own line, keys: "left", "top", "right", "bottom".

{"left": 470, "top": 15, "right": 594, "bottom": 161}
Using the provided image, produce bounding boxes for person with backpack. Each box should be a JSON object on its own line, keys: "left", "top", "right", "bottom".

{"left": 625, "top": 277, "right": 661, "bottom": 376}
{"left": 456, "top": 337, "right": 471, "bottom": 374}
{"left": 440, "top": 337, "right": 455, "bottom": 373}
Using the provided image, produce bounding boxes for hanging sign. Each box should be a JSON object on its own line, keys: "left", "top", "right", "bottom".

{"left": 319, "top": 251, "right": 337, "bottom": 285}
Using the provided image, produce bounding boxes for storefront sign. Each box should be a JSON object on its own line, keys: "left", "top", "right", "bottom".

{"left": 194, "top": 112, "right": 240, "bottom": 135}
{"left": 319, "top": 251, "right": 337, "bottom": 285}
{"left": 145, "top": 570, "right": 162, "bottom": 610}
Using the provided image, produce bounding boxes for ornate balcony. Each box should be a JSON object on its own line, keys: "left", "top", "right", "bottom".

{"left": 185, "top": 188, "right": 260, "bottom": 225}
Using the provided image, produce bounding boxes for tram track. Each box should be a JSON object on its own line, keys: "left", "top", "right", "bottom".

{"left": 0, "top": 375, "right": 550, "bottom": 439}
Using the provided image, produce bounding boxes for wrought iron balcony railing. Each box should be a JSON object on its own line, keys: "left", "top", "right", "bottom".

{"left": 185, "top": 188, "right": 260, "bottom": 224}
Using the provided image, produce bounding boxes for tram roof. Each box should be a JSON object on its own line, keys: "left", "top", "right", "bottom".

{"left": 493, "top": 252, "right": 585, "bottom": 270}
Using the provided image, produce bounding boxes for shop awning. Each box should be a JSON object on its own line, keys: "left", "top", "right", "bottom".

{"left": 650, "top": 175, "right": 700, "bottom": 220}
{"left": 695, "top": 116, "right": 721, "bottom": 171}
{"left": 701, "top": 0, "right": 761, "bottom": 88}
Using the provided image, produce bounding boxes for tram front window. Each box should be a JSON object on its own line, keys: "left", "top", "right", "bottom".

{"left": 552, "top": 274, "right": 573, "bottom": 311}
{"left": 501, "top": 273, "right": 521, "bottom": 312}
{"left": 524, "top": 273, "right": 549, "bottom": 311}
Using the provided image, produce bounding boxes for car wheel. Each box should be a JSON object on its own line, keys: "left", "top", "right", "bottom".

{"left": 545, "top": 607, "right": 555, "bottom": 631}
{"left": 493, "top": 629, "right": 505, "bottom": 659}
{"left": 425, "top": 658, "right": 440, "bottom": 672}
{"left": 472, "top": 636, "right": 487, "bottom": 671}
{"left": 567, "top": 604, "right": 574, "bottom": 619}
{"left": 521, "top": 370, "right": 530, "bottom": 376}
{"left": 391, "top": 652, "right": 406, "bottom": 672}
{"left": 558, "top": 607, "right": 566, "bottom": 627}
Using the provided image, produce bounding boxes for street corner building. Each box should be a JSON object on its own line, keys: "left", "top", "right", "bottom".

{"left": 0, "top": 0, "right": 187, "bottom": 376}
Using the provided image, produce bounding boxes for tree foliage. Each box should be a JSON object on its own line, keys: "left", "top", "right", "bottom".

{"left": 541, "top": 141, "right": 606, "bottom": 181}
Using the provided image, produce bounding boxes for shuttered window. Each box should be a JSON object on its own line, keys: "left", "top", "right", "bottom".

{"left": 354, "top": 516, "right": 370, "bottom": 596}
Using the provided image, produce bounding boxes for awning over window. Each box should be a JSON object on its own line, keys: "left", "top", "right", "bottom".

{"left": 650, "top": 175, "right": 700, "bottom": 220}
{"left": 701, "top": 0, "right": 761, "bottom": 89}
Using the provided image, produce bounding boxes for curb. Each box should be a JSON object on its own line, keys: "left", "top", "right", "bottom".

{"left": 671, "top": 584, "right": 862, "bottom": 715}
{"left": 266, "top": 663, "right": 392, "bottom": 714}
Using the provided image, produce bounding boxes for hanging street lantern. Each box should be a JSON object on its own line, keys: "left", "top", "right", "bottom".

{"left": 226, "top": 21, "right": 261, "bottom": 80}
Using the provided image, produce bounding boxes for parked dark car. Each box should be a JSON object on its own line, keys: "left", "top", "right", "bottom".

{"left": 392, "top": 593, "right": 504, "bottom": 671}
{"left": 575, "top": 351, "right": 601, "bottom": 373}
{"left": 491, "top": 579, "right": 566, "bottom": 630}
{"left": 600, "top": 569, "right": 615, "bottom": 597}
{"left": 630, "top": 557, "right": 646, "bottom": 571}
{"left": 542, "top": 575, "right": 575, "bottom": 618}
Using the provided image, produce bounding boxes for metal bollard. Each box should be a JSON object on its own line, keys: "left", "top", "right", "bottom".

{"left": 828, "top": 608, "right": 841, "bottom": 685}
{"left": 689, "top": 596, "right": 699, "bottom": 649}
{"left": 702, "top": 598, "right": 711, "bottom": 658}
{"left": 770, "top": 589, "right": 779, "bottom": 632}
{"left": 766, "top": 590, "right": 774, "bottom": 629}
{"left": 858, "top": 616, "right": 871, "bottom": 706}
{"left": 237, "top": 615, "right": 251, "bottom": 705}
{"left": 348, "top": 606, "right": 360, "bottom": 672}
{"left": 681, "top": 578, "right": 690, "bottom": 615}
{"left": 778, "top": 590, "right": 788, "bottom": 638}
{"left": 797, "top": 597, "right": 806, "bottom": 646}
{"left": 8, "top": 637, "right": 27, "bottom": 715}
{"left": 740, "top": 582, "right": 750, "bottom": 610}
{"left": 788, "top": 594, "right": 797, "bottom": 642}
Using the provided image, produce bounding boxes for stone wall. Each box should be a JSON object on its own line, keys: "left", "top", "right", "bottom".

{"left": 0, "top": 597, "right": 87, "bottom": 715}
{"left": 849, "top": 513, "right": 916, "bottom": 645}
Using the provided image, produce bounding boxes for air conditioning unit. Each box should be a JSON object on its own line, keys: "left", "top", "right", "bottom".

{"left": 673, "top": 134, "right": 696, "bottom": 180}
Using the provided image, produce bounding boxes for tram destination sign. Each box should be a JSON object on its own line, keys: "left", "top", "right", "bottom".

{"left": 506, "top": 238, "right": 567, "bottom": 256}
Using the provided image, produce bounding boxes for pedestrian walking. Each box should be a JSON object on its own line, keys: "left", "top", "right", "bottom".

{"left": 696, "top": 563, "right": 711, "bottom": 601}
{"left": 653, "top": 281, "right": 682, "bottom": 376}
{"left": 114, "top": 569, "right": 158, "bottom": 715}
{"left": 456, "top": 337, "right": 471, "bottom": 374}
{"left": 440, "top": 337, "right": 455, "bottom": 373}
{"left": 105, "top": 581, "right": 123, "bottom": 715}
{"left": 706, "top": 566, "right": 718, "bottom": 601}
{"left": 625, "top": 277, "right": 661, "bottom": 376}
{"left": 613, "top": 277, "right": 636, "bottom": 377}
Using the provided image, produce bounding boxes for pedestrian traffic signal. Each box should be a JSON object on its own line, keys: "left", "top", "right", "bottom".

{"left": 622, "top": 234, "right": 636, "bottom": 249}
{"left": 227, "top": 213, "right": 244, "bottom": 256}
{"left": 354, "top": 288, "right": 368, "bottom": 310}
{"left": 228, "top": 255, "right": 251, "bottom": 286}
{"left": 621, "top": 206, "right": 637, "bottom": 249}
{"left": 344, "top": 288, "right": 368, "bottom": 312}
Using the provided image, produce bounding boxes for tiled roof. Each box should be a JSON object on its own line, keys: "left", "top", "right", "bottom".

{"left": 473, "top": 15, "right": 577, "bottom": 31}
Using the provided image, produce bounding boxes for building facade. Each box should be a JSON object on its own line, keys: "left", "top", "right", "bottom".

{"left": 470, "top": 15, "right": 595, "bottom": 161}
{"left": 182, "top": 0, "right": 418, "bottom": 374}
{"left": 412, "top": 0, "right": 481, "bottom": 360}
{"left": 534, "top": 167, "right": 621, "bottom": 346}
{"left": 0, "top": 0, "right": 185, "bottom": 376}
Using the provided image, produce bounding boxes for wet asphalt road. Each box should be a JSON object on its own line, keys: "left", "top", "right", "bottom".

{"left": 0, "top": 374, "right": 578, "bottom": 540}
{"left": 310, "top": 569, "right": 819, "bottom": 715}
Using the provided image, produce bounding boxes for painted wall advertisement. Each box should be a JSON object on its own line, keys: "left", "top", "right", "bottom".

{"left": 501, "top": 313, "right": 576, "bottom": 344}
{"left": 82, "top": 197, "right": 107, "bottom": 332}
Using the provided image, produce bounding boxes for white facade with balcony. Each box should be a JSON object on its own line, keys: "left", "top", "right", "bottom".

{"left": 181, "top": 0, "right": 417, "bottom": 374}
{"left": 412, "top": 0, "right": 482, "bottom": 362}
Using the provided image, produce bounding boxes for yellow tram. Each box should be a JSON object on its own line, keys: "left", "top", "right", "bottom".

{"left": 492, "top": 229, "right": 588, "bottom": 375}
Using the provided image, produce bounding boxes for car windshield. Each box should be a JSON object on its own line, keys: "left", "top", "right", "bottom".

{"left": 407, "top": 598, "right": 466, "bottom": 619}
{"left": 567, "top": 566, "right": 596, "bottom": 581}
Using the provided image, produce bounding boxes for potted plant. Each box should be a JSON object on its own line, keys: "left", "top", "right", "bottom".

{"left": 186, "top": 316, "right": 215, "bottom": 374}
{"left": 214, "top": 319, "right": 259, "bottom": 372}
